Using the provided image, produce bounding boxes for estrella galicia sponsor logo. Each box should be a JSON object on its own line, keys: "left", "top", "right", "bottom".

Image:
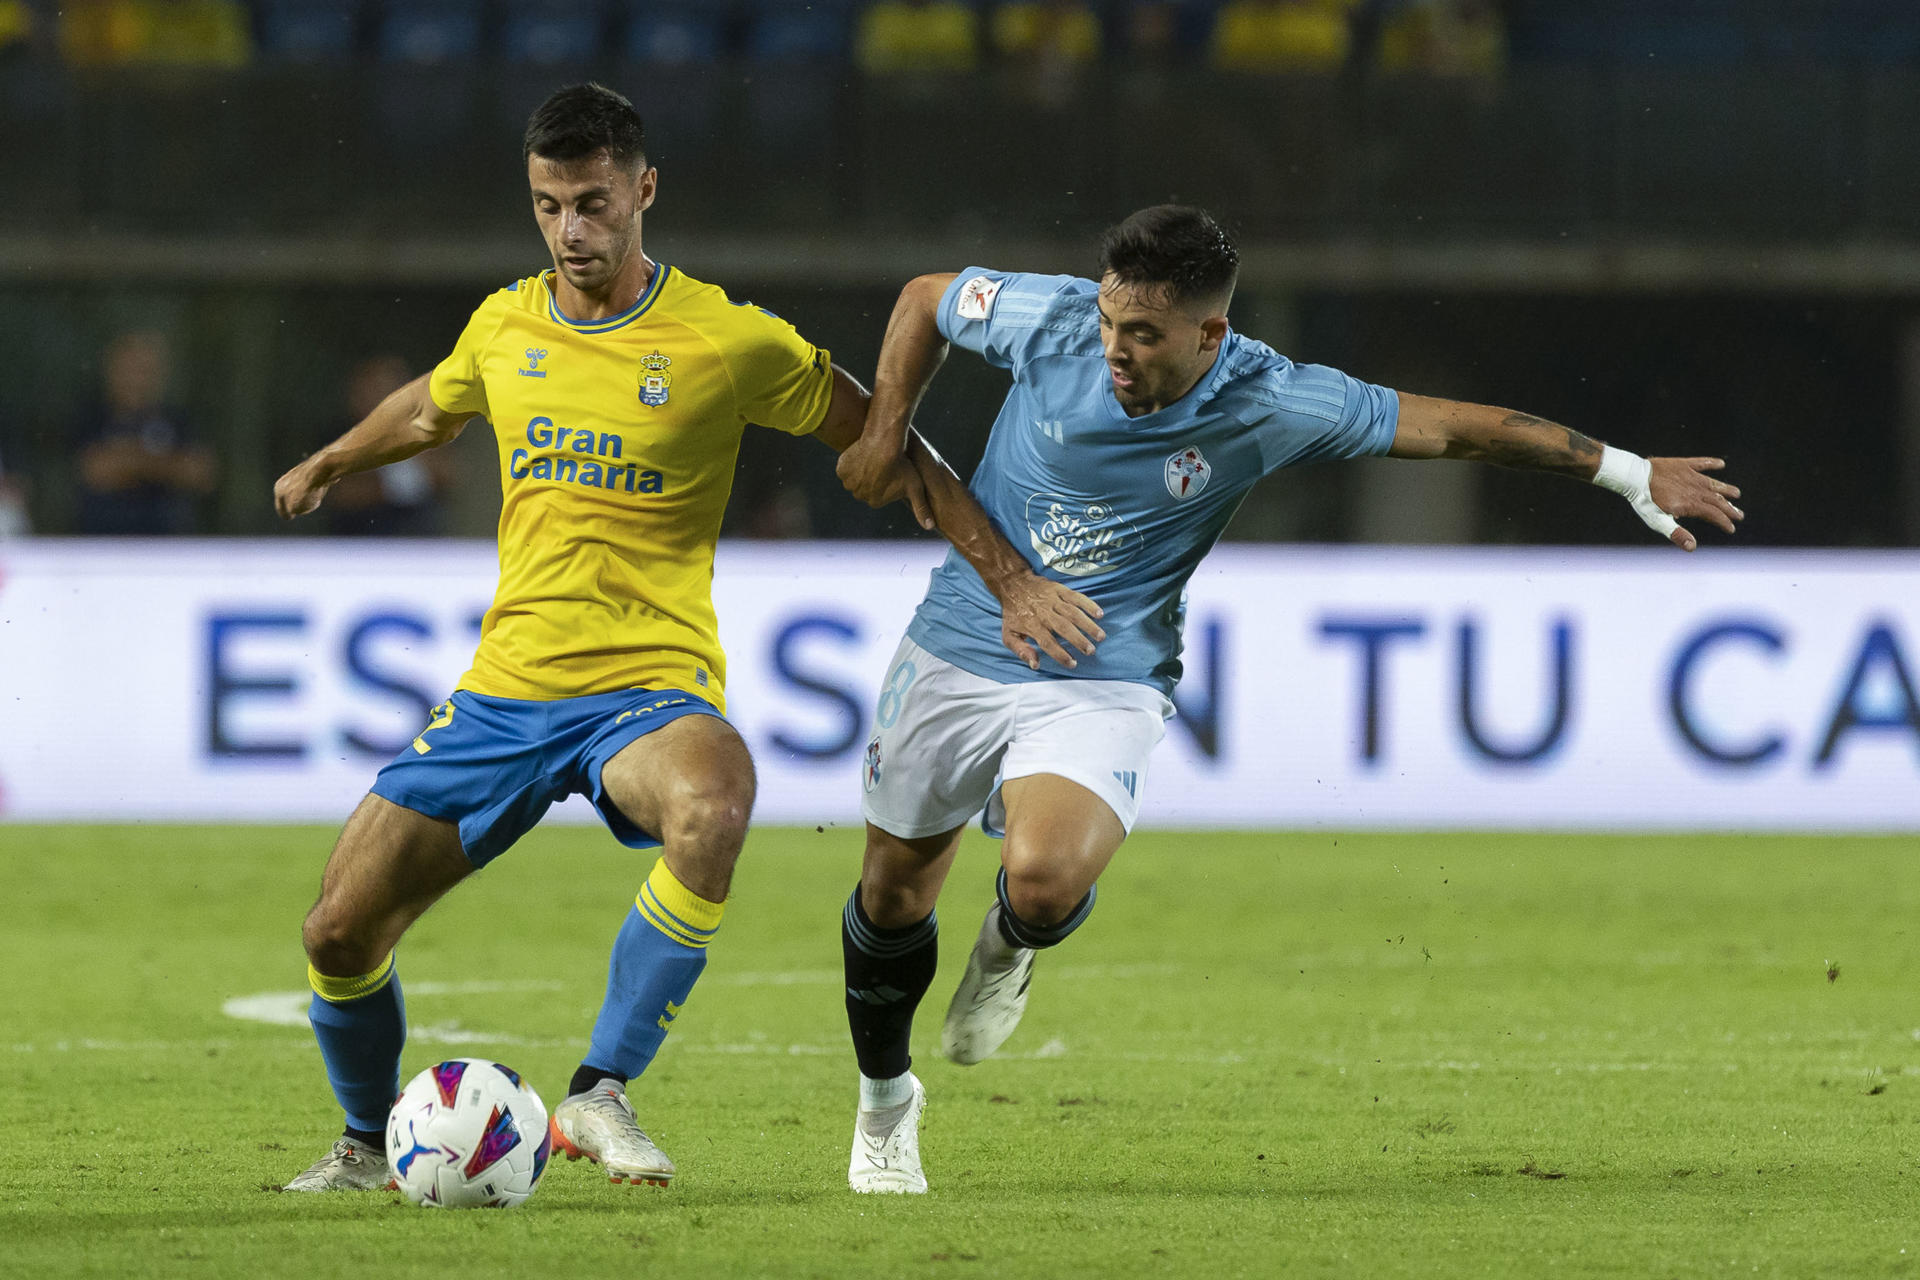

{"left": 638, "top": 350, "right": 672, "bottom": 407}
{"left": 1164, "top": 445, "right": 1211, "bottom": 500}
{"left": 863, "top": 737, "right": 883, "bottom": 792}
{"left": 519, "top": 347, "right": 549, "bottom": 378}
{"left": 1024, "top": 492, "right": 1137, "bottom": 577}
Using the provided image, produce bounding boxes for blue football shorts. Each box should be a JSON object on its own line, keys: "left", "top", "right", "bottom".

{"left": 370, "top": 686, "right": 724, "bottom": 867}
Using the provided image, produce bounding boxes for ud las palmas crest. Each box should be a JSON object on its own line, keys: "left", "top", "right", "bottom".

{"left": 638, "top": 350, "right": 672, "bottom": 407}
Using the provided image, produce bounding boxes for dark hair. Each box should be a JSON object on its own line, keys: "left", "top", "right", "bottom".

{"left": 1098, "top": 205, "right": 1239, "bottom": 307}
{"left": 524, "top": 83, "right": 648, "bottom": 170}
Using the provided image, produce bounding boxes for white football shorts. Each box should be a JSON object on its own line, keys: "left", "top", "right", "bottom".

{"left": 860, "top": 636, "right": 1174, "bottom": 840}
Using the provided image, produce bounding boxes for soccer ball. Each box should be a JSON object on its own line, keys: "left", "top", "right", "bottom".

{"left": 386, "top": 1058, "right": 550, "bottom": 1208}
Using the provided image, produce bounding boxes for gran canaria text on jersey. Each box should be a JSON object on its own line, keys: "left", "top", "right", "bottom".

{"left": 507, "top": 414, "right": 664, "bottom": 493}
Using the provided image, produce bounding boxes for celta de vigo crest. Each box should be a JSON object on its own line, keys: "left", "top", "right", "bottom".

{"left": 638, "top": 350, "right": 673, "bottom": 407}
{"left": 1164, "top": 445, "right": 1212, "bottom": 500}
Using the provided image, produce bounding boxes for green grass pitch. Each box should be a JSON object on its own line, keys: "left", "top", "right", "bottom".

{"left": 4, "top": 824, "right": 1918, "bottom": 1278}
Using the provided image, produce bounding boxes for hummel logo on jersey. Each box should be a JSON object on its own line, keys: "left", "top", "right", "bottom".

{"left": 519, "top": 347, "right": 549, "bottom": 378}
{"left": 1112, "top": 769, "right": 1137, "bottom": 798}
{"left": 1033, "top": 418, "right": 1065, "bottom": 443}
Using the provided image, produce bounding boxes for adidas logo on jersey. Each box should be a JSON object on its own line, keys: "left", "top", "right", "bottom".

{"left": 1112, "top": 770, "right": 1137, "bottom": 798}
{"left": 1033, "top": 418, "right": 1065, "bottom": 443}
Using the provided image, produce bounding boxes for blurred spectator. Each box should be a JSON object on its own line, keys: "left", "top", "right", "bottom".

{"left": 994, "top": 0, "right": 1100, "bottom": 106}
{"left": 0, "top": 437, "right": 29, "bottom": 538}
{"left": 0, "top": 0, "right": 37, "bottom": 60}
{"left": 1122, "top": 1, "right": 1183, "bottom": 62}
{"left": 1376, "top": 0, "right": 1504, "bottom": 78}
{"left": 993, "top": 1, "right": 1102, "bottom": 63}
{"left": 1211, "top": 0, "right": 1354, "bottom": 72}
{"left": 73, "top": 329, "right": 217, "bottom": 535}
{"left": 60, "top": 0, "right": 252, "bottom": 67}
{"left": 320, "top": 355, "right": 451, "bottom": 537}
{"left": 739, "top": 484, "right": 815, "bottom": 540}
{"left": 856, "top": 0, "right": 980, "bottom": 73}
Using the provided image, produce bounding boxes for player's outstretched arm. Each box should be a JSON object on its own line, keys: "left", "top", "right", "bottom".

{"left": 815, "top": 365, "right": 1104, "bottom": 670}
{"left": 835, "top": 272, "right": 958, "bottom": 511}
{"left": 1386, "top": 392, "right": 1745, "bottom": 552}
{"left": 273, "top": 373, "right": 473, "bottom": 520}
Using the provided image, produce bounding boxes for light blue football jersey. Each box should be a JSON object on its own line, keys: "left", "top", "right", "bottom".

{"left": 906, "top": 268, "right": 1401, "bottom": 695}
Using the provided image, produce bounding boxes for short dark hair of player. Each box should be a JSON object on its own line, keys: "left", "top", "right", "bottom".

{"left": 1098, "top": 205, "right": 1239, "bottom": 310}
{"left": 524, "top": 82, "right": 648, "bottom": 171}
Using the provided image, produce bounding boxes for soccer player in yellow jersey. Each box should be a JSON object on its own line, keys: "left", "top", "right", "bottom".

{"left": 271, "top": 83, "right": 1104, "bottom": 1193}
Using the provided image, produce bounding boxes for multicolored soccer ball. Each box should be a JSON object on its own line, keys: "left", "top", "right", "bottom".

{"left": 386, "top": 1059, "right": 550, "bottom": 1208}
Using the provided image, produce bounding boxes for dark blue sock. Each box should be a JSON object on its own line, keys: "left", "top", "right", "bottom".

{"left": 307, "top": 955, "right": 406, "bottom": 1135}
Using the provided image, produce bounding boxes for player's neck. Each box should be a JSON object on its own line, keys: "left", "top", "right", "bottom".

{"left": 553, "top": 253, "right": 656, "bottom": 323}
{"left": 1128, "top": 346, "right": 1222, "bottom": 418}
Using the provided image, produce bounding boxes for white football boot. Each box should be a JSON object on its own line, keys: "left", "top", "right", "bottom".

{"left": 283, "top": 1137, "right": 394, "bottom": 1192}
{"left": 848, "top": 1074, "right": 927, "bottom": 1194}
{"left": 549, "top": 1081, "right": 676, "bottom": 1187}
{"left": 941, "top": 904, "right": 1036, "bottom": 1065}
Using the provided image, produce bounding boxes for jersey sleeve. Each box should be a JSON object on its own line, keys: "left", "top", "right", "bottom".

{"left": 936, "top": 268, "right": 1098, "bottom": 373}
{"left": 1252, "top": 363, "right": 1401, "bottom": 475}
{"left": 725, "top": 306, "right": 835, "bottom": 436}
{"left": 427, "top": 290, "right": 511, "bottom": 419}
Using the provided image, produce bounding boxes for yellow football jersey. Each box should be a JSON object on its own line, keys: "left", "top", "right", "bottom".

{"left": 427, "top": 265, "right": 834, "bottom": 707}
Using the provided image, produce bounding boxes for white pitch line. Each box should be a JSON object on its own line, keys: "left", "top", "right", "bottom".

{"left": 706, "top": 963, "right": 1179, "bottom": 987}
{"left": 220, "top": 980, "right": 568, "bottom": 1030}
{"left": 8, "top": 1033, "right": 1900, "bottom": 1077}
{"left": 72, "top": 977, "right": 1892, "bottom": 1077}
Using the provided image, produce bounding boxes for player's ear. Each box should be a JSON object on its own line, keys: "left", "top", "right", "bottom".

{"left": 635, "top": 166, "right": 658, "bottom": 213}
{"left": 1198, "top": 315, "right": 1228, "bottom": 353}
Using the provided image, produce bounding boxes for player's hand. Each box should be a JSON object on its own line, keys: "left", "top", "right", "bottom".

{"left": 992, "top": 573, "right": 1106, "bottom": 671}
{"left": 273, "top": 459, "right": 333, "bottom": 520}
{"left": 836, "top": 435, "right": 933, "bottom": 529}
{"left": 1647, "top": 457, "right": 1743, "bottom": 552}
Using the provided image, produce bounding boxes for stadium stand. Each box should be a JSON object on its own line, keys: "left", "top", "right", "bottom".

{"left": 991, "top": 0, "right": 1103, "bottom": 63}
{"left": 854, "top": 0, "right": 982, "bottom": 72}
{"left": 747, "top": 1, "right": 855, "bottom": 62}
{"left": 1209, "top": 0, "right": 1353, "bottom": 73}
{"left": 253, "top": 0, "right": 359, "bottom": 60}
{"left": 58, "top": 0, "right": 252, "bottom": 66}
{"left": 2, "top": 1, "right": 1915, "bottom": 72}
{"left": 624, "top": 3, "right": 727, "bottom": 64}
{"left": 0, "top": 0, "right": 35, "bottom": 57}
{"left": 373, "top": 0, "right": 482, "bottom": 63}
{"left": 500, "top": 0, "right": 604, "bottom": 66}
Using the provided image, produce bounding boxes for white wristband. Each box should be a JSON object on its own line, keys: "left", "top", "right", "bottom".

{"left": 1592, "top": 445, "right": 1679, "bottom": 540}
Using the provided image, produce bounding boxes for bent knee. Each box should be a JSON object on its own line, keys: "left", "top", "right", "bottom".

{"left": 661, "top": 778, "right": 755, "bottom": 850}
{"left": 999, "top": 863, "right": 1088, "bottom": 929}
{"left": 302, "top": 903, "right": 389, "bottom": 978}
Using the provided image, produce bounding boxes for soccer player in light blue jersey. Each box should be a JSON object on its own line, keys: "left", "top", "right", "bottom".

{"left": 831, "top": 205, "right": 1746, "bottom": 1193}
